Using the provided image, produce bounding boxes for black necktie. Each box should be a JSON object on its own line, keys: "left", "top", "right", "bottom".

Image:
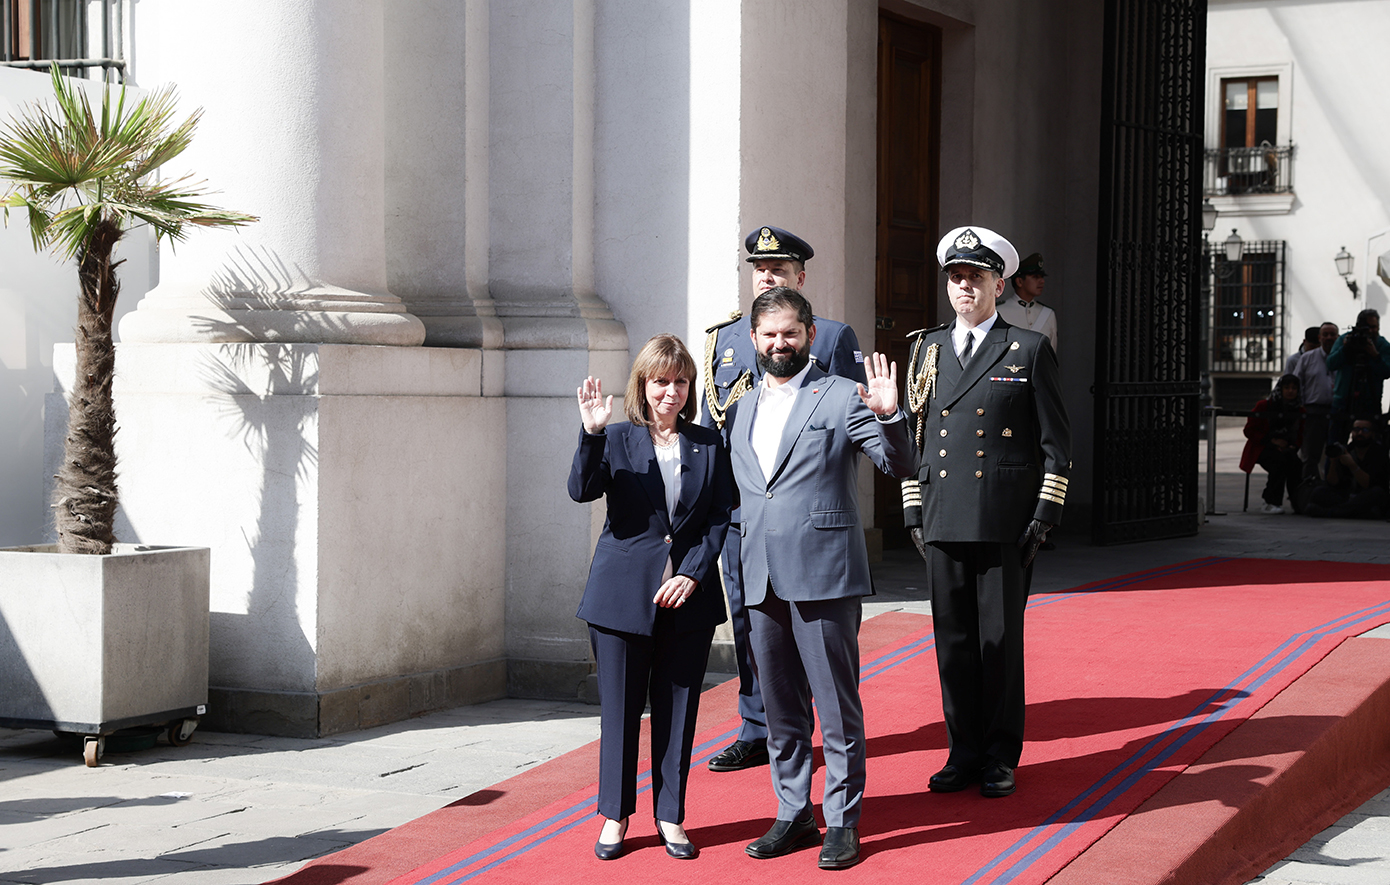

{"left": 959, "top": 332, "right": 974, "bottom": 366}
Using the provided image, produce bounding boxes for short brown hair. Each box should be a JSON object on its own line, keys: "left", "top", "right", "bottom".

{"left": 624, "top": 334, "right": 698, "bottom": 426}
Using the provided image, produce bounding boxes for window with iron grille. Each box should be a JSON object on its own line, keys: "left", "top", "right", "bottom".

{"left": 2, "top": 0, "right": 125, "bottom": 81}
{"left": 1203, "top": 239, "right": 1286, "bottom": 374}
{"left": 1202, "top": 74, "right": 1294, "bottom": 197}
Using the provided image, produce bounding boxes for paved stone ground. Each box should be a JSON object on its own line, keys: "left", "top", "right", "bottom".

{"left": 1, "top": 419, "right": 1386, "bottom": 884}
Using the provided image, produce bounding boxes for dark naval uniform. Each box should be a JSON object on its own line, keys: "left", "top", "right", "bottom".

{"left": 700, "top": 309, "right": 865, "bottom": 748}
{"left": 902, "top": 315, "right": 1070, "bottom": 775}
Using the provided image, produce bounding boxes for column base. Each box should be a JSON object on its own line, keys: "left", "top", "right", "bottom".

{"left": 207, "top": 658, "right": 508, "bottom": 738}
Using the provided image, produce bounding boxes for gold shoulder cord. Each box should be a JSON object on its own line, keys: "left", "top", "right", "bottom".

{"left": 905, "top": 338, "right": 940, "bottom": 448}
{"left": 704, "top": 324, "right": 754, "bottom": 429}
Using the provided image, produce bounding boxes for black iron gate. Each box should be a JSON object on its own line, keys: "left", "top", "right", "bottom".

{"left": 1092, "top": 0, "right": 1207, "bottom": 545}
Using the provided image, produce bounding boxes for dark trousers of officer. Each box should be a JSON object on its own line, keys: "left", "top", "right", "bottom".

{"left": 928, "top": 541, "right": 1030, "bottom": 770}
{"left": 589, "top": 620, "right": 715, "bottom": 823}
{"left": 722, "top": 526, "right": 768, "bottom": 742}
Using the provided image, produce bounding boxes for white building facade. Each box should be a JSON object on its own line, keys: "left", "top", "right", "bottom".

{"left": 0, "top": 0, "right": 1205, "bottom": 735}
{"left": 1203, "top": 0, "right": 1390, "bottom": 409}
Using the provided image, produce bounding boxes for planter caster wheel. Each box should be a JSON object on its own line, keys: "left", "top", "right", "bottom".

{"left": 83, "top": 736, "right": 104, "bottom": 767}
{"left": 168, "top": 718, "right": 199, "bottom": 747}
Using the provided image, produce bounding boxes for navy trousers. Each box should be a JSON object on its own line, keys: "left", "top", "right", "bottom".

{"left": 589, "top": 620, "right": 714, "bottom": 822}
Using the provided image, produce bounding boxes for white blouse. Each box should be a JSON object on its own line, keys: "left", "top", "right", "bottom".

{"left": 654, "top": 436, "right": 681, "bottom": 583}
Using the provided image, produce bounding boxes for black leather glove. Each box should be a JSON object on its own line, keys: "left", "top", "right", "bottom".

{"left": 1018, "top": 519, "right": 1052, "bottom": 568}
{"left": 910, "top": 527, "right": 929, "bottom": 564}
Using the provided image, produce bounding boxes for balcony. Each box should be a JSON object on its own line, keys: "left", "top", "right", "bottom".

{"left": 1, "top": 0, "right": 125, "bottom": 81}
{"left": 1203, "top": 144, "right": 1295, "bottom": 216}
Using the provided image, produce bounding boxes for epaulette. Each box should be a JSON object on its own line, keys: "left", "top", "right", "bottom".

{"left": 905, "top": 323, "right": 949, "bottom": 339}
{"left": 704, "top": 310, "right": 744, "bottom": 335}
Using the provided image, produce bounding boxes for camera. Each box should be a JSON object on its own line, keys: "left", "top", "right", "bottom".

{"left": 1324, "top": 441, "right": 1347, "bottom": 458}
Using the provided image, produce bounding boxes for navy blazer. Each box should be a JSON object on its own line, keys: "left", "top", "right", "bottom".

{"left": 568, "top": 421, "right": 733, "bottom": 636}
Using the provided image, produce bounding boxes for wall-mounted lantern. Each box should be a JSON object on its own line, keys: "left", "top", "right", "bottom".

{"left": 1334, "top": 245, "right": 1359, "bottom": 297}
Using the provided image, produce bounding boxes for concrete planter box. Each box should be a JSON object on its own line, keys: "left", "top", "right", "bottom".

{"left": 0, "top": 544, "right": 210, "bottom": 750}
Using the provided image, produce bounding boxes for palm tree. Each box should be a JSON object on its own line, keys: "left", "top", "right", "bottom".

{"left": 0, "top": 66, "right": 255, "bottom": 555}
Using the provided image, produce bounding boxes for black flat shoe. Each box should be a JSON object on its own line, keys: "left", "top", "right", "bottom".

{"left": 655, "top": 819, "right": 699, "bottom": 859}
{"left": 980, "top": 761, "right": 1016, "bottom": 798}
{"left": 818, "top": 826, "right": 861, "bottom": 870}
{"left": 708, "top": 739, "right": 769, "bottom": 771}
{"left": 928, "top": 763, "right": 979, "bottom": 792}
{"left": 594, "top": 818, "right": 627, "bottom": 860}
{"left": 746, "top": 816, "right": 821, "bottom": 858}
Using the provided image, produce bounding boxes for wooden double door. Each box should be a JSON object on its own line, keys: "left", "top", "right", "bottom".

{"left": 874, "top": 11, "right": 941, "bottom": 549}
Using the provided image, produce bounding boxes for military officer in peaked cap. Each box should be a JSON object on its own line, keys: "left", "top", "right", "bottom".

{"left": 700, "top": 225, "right": 867, "bottom": 773}
{"left": 997, "top": 252, "right": 1058, "bottom": 354}
{"left": 901, "top": 226, "right": 1070, "bottom": 799}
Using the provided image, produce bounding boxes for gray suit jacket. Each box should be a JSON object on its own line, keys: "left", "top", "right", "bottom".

{"left": 728, "top": 366, "right": 917, "bottom": 605}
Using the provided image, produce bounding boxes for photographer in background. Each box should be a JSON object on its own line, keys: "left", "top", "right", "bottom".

{"left": 1239, "top": 374, "right": 1305, "bottom": 514}
{"left": 1304, "top": 419, "right": 1389, "bottom": 520}
{"left": 1326, "top": 309, "right": 1390, "bottom": 446}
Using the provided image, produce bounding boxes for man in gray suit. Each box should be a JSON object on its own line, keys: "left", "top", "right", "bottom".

{"left": 727, "top": 287, "right": 916, "bottom": 870}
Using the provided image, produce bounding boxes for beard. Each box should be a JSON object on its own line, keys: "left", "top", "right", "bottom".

{"left": 757, "top": 342, "right": 811, "bottom": 379}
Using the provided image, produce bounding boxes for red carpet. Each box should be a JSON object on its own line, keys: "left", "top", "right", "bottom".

{"left": 272, "top": 558, "right": 1390, "bottom": 885}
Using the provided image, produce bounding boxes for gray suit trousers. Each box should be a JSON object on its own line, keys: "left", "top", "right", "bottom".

{"left": 748, "top": 586, "right": 865, "bottom": 828}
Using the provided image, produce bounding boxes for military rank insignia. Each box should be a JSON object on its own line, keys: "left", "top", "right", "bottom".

{"left": 755, "top": 227, "right": 780, "bottom": 253}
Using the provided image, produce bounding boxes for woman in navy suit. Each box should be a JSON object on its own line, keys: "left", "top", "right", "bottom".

{"left": 570, "top": 333, "right": 733, "bottom": 861}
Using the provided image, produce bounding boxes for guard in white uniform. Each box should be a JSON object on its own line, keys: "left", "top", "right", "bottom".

{"left": 996, "top": 252, "right": 1057, "bottom": 354}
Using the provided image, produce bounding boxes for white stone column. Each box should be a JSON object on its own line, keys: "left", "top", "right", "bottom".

{"left": 117, "top": 0, "right": 425, "bottom": 346}
{"left": 490, "top": 0, "right": 628, "bottom": 695}
{"left": 384, "top": 0, "right": 503, "bottom": 349}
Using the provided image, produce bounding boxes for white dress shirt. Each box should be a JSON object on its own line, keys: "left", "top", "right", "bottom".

{"left": 954, "top": 312, "right": 999, "bottom": 360}
{"left": 751, "top": 361, "right": 814, "bottom": 481}
{"left": 1292, "top": 346, "right": 1335, "bottom": 408}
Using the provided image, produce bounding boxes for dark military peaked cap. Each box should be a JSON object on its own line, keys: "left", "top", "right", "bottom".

{"left": 937, "top": 226, "right": 1019, "bottom": 278}
{"left": 745, "top": 225, "right": 814, "bottom": 263}
{"left": 1014, "top": 252, "right": 1046, "bottom": 278}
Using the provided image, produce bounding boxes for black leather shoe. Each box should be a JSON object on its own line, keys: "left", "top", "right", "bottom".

{"left": 594, "top": 839, "right": 624, "bottom": 861}
{"left": 980, "top": 762, "right": 1016, "bottom": 798}
{"left": 928, "top": 763, "right": 979, "bottom": 792}
{"left": 594, "top": 818, "right": 627, "bottom": 860}
{"left": 655, "top": 819, "right": 699, "bottom": 860}
{"left": 745, "top": 816, "right": 821, "bottom": 858}
{"left": 818, "top": 826, "right": 860, "bottom": 870}
{"left": 708, "top": 739, "right": 769, "bottom": 771}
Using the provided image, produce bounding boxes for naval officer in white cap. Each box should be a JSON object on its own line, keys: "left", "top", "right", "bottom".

{"left": 900, "top": 225, "right": 1071, "bottom": 800}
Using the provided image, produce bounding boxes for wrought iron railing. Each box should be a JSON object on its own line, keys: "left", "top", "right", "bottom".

{"left": 1202, "top": 239, "right": 1286, "bottom": 375}
{"left": 1, "top": 0, "right": 125, "bottom": 81}
{"left": 1203, "top": 144, "right": 1294, "bottom": 196}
